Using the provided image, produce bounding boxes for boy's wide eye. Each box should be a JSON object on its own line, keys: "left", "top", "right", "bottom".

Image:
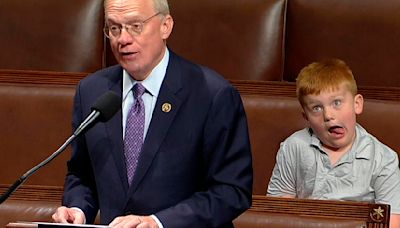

{"left": 333, "top": 99, "right": 342, "bottom": 107}
{"left": 312, "top": 106, "right": 322, "bottom": 112}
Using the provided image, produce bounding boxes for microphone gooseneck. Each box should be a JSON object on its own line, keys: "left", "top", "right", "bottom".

{"left": 0, "top": 91, "right": 121, "bottom": 204}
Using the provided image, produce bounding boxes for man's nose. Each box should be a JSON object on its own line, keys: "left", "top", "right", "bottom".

{"left": 117, "top": 27, "right": 134, "bottom": 45}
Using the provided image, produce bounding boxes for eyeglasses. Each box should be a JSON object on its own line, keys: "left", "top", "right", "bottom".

{"left": 104, "top": 12, "right": 161, "bottom": 38}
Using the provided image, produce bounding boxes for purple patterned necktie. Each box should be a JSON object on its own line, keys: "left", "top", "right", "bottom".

{"left": 124, "top": 83, "right": 146, "bottom": 185}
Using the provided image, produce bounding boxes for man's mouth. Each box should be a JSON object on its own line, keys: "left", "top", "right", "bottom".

{"left": 121, "top": 52, "right": 136, "bottom": 56}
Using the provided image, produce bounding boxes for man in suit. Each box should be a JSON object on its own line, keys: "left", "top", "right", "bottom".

{"left": 52, "top": 0, "right": 253, "bottom": 227}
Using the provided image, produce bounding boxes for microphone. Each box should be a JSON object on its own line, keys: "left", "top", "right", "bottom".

{"left": 0, "top": 91, "right": 121, "bottom": 204}
{"left": 74, "top": 91, "right": 121, "bottom": 136}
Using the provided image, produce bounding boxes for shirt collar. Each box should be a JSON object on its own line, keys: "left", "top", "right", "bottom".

{"left": 352, "top": 124, "right": 372, "bottom": 160}
{"left": 309, "top": 123, "right": 372, "bottom": 161}
{"left": 122, "top": 48, "right": 170, "bottom": 101}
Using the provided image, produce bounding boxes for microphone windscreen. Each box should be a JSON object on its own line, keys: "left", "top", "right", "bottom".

{"left": 91, "top": 91, "right": 121, "bottom": 122}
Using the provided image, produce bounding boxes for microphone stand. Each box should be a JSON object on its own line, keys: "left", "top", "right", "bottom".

{"left": 0, "top": 134, "right": 75, "bottom": 204}
{"left": 0, "top": 90, "right": 120, "bottom": 204}
{"left": 0, "top": 111, "right": 100, "bottom": 204}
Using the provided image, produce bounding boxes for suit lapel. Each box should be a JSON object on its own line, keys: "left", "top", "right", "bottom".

{"left": 104, "top": 66, "right": 130, "bottom": 191}
{"left": 128, "top": 53, "right": 184, "bottom": 194}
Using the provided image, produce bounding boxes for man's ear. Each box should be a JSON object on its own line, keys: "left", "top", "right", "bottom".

{"left": 354, "top": 94, "right": 364, "bottom": 115}
{"left": 160, "top": 14, "right": 174, "bottom": 40}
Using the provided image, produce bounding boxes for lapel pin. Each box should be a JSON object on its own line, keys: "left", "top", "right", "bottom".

{"left": 162, "top": 102, "right": 172, "bottom": 113}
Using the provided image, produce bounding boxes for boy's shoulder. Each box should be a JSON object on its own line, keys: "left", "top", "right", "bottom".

{"left": 356, "top": 124, "right": 399, "bottom": 162}
{"left": 279, "top": 128, "right": 316, "bottom": 156}
{"left": 283, "top": 128, "right": 314, "bottom": 145}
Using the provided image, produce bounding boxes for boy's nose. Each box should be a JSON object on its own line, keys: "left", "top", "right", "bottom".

{"left": 323, "top": 108, "right": 335, "bottom": 121}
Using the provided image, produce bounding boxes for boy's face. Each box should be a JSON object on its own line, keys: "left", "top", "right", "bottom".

{"left": 302, "top": 83, "right": 364, "bottom": 152}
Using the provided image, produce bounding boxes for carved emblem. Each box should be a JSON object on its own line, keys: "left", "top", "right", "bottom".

{"left": 370, "top": 206, "right": 385, "bottom": 222}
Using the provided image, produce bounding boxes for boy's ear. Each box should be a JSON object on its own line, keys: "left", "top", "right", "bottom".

{"left": 354, "top": 94, "right": 364, "bottom": 115}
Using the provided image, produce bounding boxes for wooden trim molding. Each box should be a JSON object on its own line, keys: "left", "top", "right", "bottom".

{"left": 0, "top": 69, "right": 400, "bottom": 101}
{"left": 231, "top": 79, "right": 400, "bottom": 101}
{"left": 0, "top": 184, "right": 63, "bottom": 202}
{"left": 249, "top": 195, "right": 390, "bottom": 228}
{"left": 0, "top": 69, "right": 87, "bottom": 86}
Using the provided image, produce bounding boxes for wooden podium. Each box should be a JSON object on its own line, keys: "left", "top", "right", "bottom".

{"left": 7, "top": 222, "right": 37, "bottom": 228}
{"left": 7, "top": 222, "right": 108, "bottom": 228}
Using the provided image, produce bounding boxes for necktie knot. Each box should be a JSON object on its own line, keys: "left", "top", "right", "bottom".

{"left": 133, "top": 83, "right": 146, "bottom": 99}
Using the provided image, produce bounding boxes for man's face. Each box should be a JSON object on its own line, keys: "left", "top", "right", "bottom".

{"left": 302, "top": 83, "right": 363, "bottom": 151}
{"left": 105, "top": 0, "right": 173, "bottom": 80}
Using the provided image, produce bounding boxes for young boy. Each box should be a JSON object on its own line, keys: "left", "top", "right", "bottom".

{"left": 267, "top": 59, "right": 400, "bottom": 227}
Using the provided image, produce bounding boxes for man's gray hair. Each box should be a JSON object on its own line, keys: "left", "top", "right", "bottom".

{"left": 104, "top": 0, "right": 170, "bottom": 15}
{"left": 154, "top": 0, "right": 170, "bottom": 15}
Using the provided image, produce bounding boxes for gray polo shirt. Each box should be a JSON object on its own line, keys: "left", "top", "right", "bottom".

{"left": 267, "top": 124, "right": 400, "bottom": 214}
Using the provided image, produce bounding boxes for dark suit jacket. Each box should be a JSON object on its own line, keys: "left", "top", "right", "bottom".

{"left": 62, "top": 51, "right": 253, "bottom": 227}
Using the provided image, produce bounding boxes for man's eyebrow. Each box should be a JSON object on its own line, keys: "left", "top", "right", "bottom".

{"left": 105, "top": 18, "right": 118, "bottom": 24}
{"left": 106, "top": 15, "right": 143, "bottom": 23}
